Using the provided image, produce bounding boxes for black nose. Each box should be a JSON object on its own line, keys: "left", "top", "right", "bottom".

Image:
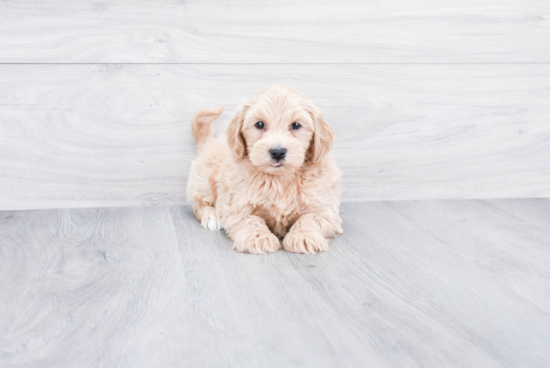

{"left": 270, "top": 147, "right": 287, "bottom": 161}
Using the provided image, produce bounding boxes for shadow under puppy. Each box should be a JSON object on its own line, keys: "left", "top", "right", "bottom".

{"left": 187, "top": 85, "right": 343, "bottom": 254}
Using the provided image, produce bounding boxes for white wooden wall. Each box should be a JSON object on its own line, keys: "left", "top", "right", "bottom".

{"left": 1, "top": 1, "right": 549, "bottom": 210}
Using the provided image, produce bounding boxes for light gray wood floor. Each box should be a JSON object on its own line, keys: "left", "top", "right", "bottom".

{"left": 1, "top": 199, "right": 549, "bottom": 368}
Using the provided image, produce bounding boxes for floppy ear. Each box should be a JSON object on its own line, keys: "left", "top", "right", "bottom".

{"left": 308, "top": 111, "right": 335, "bottom": 163}
{"left": 226, "top": 106, "right": 248, "bottom": 161}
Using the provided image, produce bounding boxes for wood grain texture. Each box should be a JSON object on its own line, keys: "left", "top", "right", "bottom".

{"left": 0, "top": 0, "right": 549, "bottom": 63}
{"left": 1, "top": 64, "right": 549, "bottom": 210}
{"left": 0, "top": 199, "right": 549, "bottom": 367}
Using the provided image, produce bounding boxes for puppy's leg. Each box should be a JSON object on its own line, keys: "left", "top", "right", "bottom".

{"left": 190, "top": 180, "right": 221, "bottom": 231}
{"left": 225, "top": 215, "right": 281, "bottom": 254}
{"left": 188, "top": 153, "right": 222, "bottom": 231}
{"left": 283, "top": 213, "right": 342, "bottom": 254}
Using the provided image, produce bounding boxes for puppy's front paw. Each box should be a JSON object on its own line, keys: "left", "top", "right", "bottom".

{"left": 233, "top": 230, "right": 281, "bottom": 254}
{"left": 283, "top": 230, "right": 328, "bottom": 254}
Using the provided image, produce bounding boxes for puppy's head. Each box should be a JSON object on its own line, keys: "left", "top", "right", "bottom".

{"left": 226, "top": 85, "right": 334, "bottom": 176}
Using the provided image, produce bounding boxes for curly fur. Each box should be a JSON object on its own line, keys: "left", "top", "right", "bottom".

{"left": 187, "top": 85, "right": 343, "bottom": 254}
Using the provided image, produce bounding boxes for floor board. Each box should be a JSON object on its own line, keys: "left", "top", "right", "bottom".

{"left": 1, "top": 0, "right": 548, "bottom": 63}
{"left": 1, "top": 199, "right": 549, "bottom": 367}
{"left": 1, "top": 64, "right": 549, "bottom": 210}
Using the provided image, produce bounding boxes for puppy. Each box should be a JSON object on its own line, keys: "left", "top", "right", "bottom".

{"left": 187, "top": 85, "right": 342, "bottom": 254}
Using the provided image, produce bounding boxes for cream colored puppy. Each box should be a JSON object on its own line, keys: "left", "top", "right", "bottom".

{"left": 187, "top": 85, "right": 342, "bottom": 254}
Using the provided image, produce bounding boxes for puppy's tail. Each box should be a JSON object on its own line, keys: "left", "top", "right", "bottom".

{"left": 191, "top": 106, "right": 224, "bottom": 151}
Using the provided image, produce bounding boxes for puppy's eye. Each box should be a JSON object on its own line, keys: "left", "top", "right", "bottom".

{"left": 255, "top": 121, "right": 265, "bottom": 130}
{"left": 291, "top": 122, "right": 301, "bottom": 130}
